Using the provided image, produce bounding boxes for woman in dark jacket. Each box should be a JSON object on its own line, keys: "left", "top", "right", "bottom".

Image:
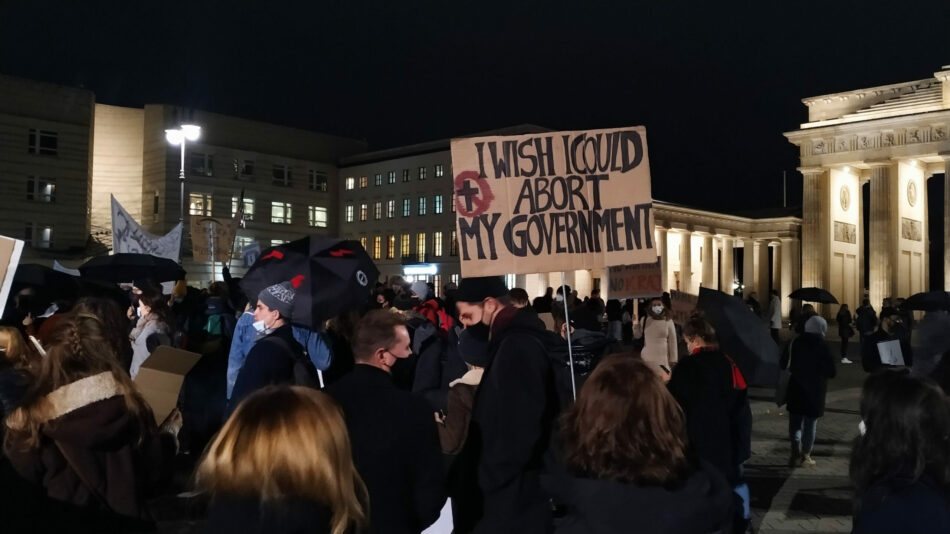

{"left": 4, "top": 313, "right": 180, "bottom": 533}
{"left": 544, "top": 355, "right": 734, "bottom": 534}
{"left": 197, "top": 386, "right": 367, "bottom": 534}
{"left": 781, "top": 315, "right": 836, "bottom": 468}
{"left": 850, "top": 369, "right": 950, "bottom": 534}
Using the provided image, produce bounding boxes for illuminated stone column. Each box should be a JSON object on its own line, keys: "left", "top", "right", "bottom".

{"left": 720, "top": 236, "right": 734, "bottom": 294}
{"left": 701, "top": 234, "right": 714, "bottom": 288}
{"left": 868, "top": 162, "right": 897, "bottom": 310}
{"left": 679, "top": 230, "right": 692, "bottom": 293}
{"left": 656, "top": 226, "right": 670, "bottom": 292}
{"left": 742, "top": 238, "right": 755, "bottom": 298}
{"left": 755, "top": 239, "right": 770, "bottom": 297}
{"left": 780, "top": 237, "right": 793, "bottom": 318}
{"left": 944, "top": 154, "right": 950, "bottom": 291}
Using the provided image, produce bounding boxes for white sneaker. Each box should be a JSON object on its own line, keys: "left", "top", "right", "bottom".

{"left": 841, "top": 357, "right": 853, "bottom": 364}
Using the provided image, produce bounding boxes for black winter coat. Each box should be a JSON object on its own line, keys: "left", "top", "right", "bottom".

{"left": 853, "top": 476, "right": 950, "bottom": 534}
{"left": 229, "top": 324, "right": 303, "bottom": 414}
{"left": 667, "top": 348, "right": 752, "bottom": 485}
{"left": 861, "top": 328, "right": 913, "bottom": 373}
{"left": 206, "top": 495, "right": 336, "bottom": 534}
{"left": 468, "top": 306, "right": 559, "bottom": 534}
{"left": 328, "top": 365, "right": 446, "bottom": 534}
{"left": 781, "top": 333, "right": 836, "bottom": 417}
{"left": 542, "top": 459, "right": 734, "bottom": 534}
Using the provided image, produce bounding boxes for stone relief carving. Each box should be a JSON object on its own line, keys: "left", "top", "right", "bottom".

{"left": 839, "top": 186, "right": 850, "bottom": 211}
{"left": 836, "top": 138, "right": 848, "bottom": 152}
{"left": 901, "top": 218, "right": 922, "bottom": 242}
{"left": 834, "top": 221, "right": 856, "bottom": 244}
{"left": 882, "top": 132, "right": 895, "bottom": 146}
{"left": 907, "top": 128, "right": 921, "bottom": 143}
{"left": 934, "top": 125, "right": 947, "bottom": 141}
{"left": 813, "top": 139, "right": 826, "bottom": 154}
{"left": 907, "top": 180, "right": 918, "bottom": 207}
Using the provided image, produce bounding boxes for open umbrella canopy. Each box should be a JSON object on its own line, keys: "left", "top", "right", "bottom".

{"left": 697, "top": 287, "right": 781, "bottom": 387}
{"left": 241, "top": 236, "right": 378, "bottom": 328}
{"left": 903, "top": 290, "right": 950, "bottom": 312}
{"left": 79, "top": 253, "right": 185, "bottom": 283}
{"left": 788, "top": 287, "right": 838, "bottom": 304}
{"left": 13, "top": 264, "right": 79, "bottom": 293}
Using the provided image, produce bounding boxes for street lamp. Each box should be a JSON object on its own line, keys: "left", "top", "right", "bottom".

{"left": 165, "top": 124, "right": 202, "bottom": 223}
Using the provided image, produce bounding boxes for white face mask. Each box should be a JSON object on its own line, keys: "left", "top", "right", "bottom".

{"left": 858, "top": 420, "right": 867, "bottom": 436}
{"left": 555, "top": 294, "right": 564, "bottom": 302}
{"left": 252, "top": 319, "right": 269, "bottom": 334}
{"left": 652, "top": 306, "right": 664, "bottom": 315}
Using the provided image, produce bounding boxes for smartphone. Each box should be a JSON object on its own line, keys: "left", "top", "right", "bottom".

{"left": 659, "top": 364, "right": 671, "bottom": 375}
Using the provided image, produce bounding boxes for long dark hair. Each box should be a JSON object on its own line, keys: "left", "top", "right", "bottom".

{"left": 139, "top": 288, "right": 174, "bottom": 329}
{"left": 850, "top": 369, "right": 950, "bottom": 495}
{"left": 560, "top": 355, "right": 690, "bottom": 486}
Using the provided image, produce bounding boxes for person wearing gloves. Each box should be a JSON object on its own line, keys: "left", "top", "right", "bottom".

{"left": 228, "top": 281, "right": 305, "bottom": 414}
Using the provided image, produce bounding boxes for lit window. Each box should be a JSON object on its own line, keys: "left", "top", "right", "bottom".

{"left": 189, "top": 193, "right": 212, "bottom": 216}
{"left": 435, "top": 164, "right": 444, "bottom": 178}
{"left": 360, "top": 237, "right": 367, "bottom": 250}
{"left": 374, "top": 202, "right": 382, "bottom": 220}
{"left": 345, "top": 204, "right": 354, "bottom": 222}
{"left": 272, "top": 164, "right": 292, "bottom": 187}
{"left": 28, "top": 129, "right": 58, "bottom": 155}
{"left": 416, "top": 233, "right": 426, "bottom": 262}
{"left": 359, "top": 203, "right": 368, "bottom": 222}
{"left": 402, "top": 198, "right": 411, "bottom": 217}
{"left": 374, "top": 173, "right": 382, "bottom": 187}
{"left": 418, "top": 196, "right": 427, "bottom": 216}
{"left": 153, "top": 191, "right": 160, "bottom": 223}
{"left": 26, "top": 177, "right": 55, "bottom": 202}
{"left": 387, "top": 200, "right": 395, "bottom": 219}
{"left": 451, "top": 229, "right": 458, "bottom": 256}
{"left": 271, "top": 201, "right": 292, "bottom": 224}
{"left": 451, "top": 192, "right": 456, "bottom": 213}
{"left": 345, "top": 177, "right": 355, "bottom": 190}
{"left": 359, "top": 176, "right": 368, "bottom": 188}
{"left": 373, "top": 236, "right": 381, "bottom": 260}
{"left": 190, "top": 153, "right": 214, "bottom": 177}
{"left": 271, "top": 239, "right": 287, "bottom": 248}
{"left": 231, "top": 196, "right": 255, "bottom": 221}
{"left": 309, "top": 170, "right": 328, "bottom": 191}
{"left": 451, "top": 274, "right": 460, "bottom": 286}
{"left": 24, "top": 223, "right": 52, "bottom": 249}
{"left": 402, "top": 169, "right": 410, "bottom": 182}
{"left": 401, "top": 234, "right": 410, "bottom": 257}
{"left": 434, "top": 231, "right": 443, "bottom": 257}
{"left": 434, "top": 195, "right": 443, "bottom": 214}
{"left": 388, "top": 171, "right": 396, "bottom": 184}
{"left": 433, "top": 275, "right": 442, "bottom": 297}
{"left": 308, "top": 206, "right": 328, "bottom": 228}
{"left": 506, "top": 274, "right": 516, "bottom": 289}
{"left": 232, "top": 236, "right": 254, "bottom": 260}
{"left": 387, "top": 235, "right": 396, "bottom": 259}
{"left": 418, "top": 166, "right": 427, "bottom": 180}
{"left": 238, "top": 159, "right": 255, "bottom": 176}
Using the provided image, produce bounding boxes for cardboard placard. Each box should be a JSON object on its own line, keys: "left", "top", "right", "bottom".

{"left": 190, "top": 216, "right": 238, "bottom": 263}
{"left": 608, "top": 260, "right": 663, "bottom": 299}
{"left": 0, "top": 236, "right": 24, "bottom": 319}
{"left": 669, "top": 290, "right": 698, "bottom": 326}
{"left": 877, "top": 339, "right": 905, "bottom": 366}
{"left": 133, "top": 345, "right": 201, "bottom": 425}
{"left": 450, "top": 127, "right": 655, "bottom": 277}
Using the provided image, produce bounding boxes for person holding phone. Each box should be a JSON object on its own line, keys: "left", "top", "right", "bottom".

{"left": 633, "top": 296, "right": 678, "bottom": 378}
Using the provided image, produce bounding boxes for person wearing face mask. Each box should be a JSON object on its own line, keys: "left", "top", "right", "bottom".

{"left": 128, "top": 289, "right": 175, "bottom": 379}
{"left": 228, "top": 281, "right": 304, "bottom": 415}
{"left": 667, "top": 313, "right": 753, "bottom": 534}
{"left": 328, "top": 309, "right": 446, "bottom": 534}
{"left": 633, "top": 296, "right": 678, "bottom": 378}
{"left": 454, "top": 276, "right": 559, "bottom": 534}
{"left": 861, "top": 307, "right": 913, "bottom": 373}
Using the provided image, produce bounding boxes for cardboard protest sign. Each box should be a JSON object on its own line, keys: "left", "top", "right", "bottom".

{"left": 669, "top": 290, "right": 698, "bottom": 326}
{"left": 608, "top": 260, "right": 663, "bottom": 299}
{"left": 190, "top": 216, "right": 238, "bottom": 263}
{"left": 0, "top": 236, "right": 24, "bottom": 319}
{"left": 451, "top": 127, "right": 656, "bottom": 277}
{"left": 877, "top": 340, "right": 905, "bottom": 366}
{"left": 133, "top": 346, "right": 201, "bottom": 425}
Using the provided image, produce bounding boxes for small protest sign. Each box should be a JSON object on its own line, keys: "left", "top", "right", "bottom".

{"left": 134, "top": 345, "right": 202, "bottom": 425}
{"left": 608, "top": 260, "right": 662, "bottom": 299}
{"left": 451, "top": 127, "right": 655, "bottom": 277}
{"left": 190, "top": 216, "right": 238, "bottom": 263}
{"left": 669, "top": 290, "right": 698, "bottom": 326}
{"left": 0, "top": 236, "right": 24, "bottom": 319}
{"left": 242, "top": 242, "right": 261, "bottom": 268}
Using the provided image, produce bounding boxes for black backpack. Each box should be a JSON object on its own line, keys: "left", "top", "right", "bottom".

{"left": 262, "top": 335, "right": 320, "bottom": 389}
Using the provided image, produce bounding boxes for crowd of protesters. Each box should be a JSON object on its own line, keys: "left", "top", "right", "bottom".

{"left": 0, "top": 269, "right": 949, "bottom": 534}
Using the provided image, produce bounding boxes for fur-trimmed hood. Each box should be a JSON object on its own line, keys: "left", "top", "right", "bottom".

{"left": 43, "top": 372, "right": 122, "bottom": 423}
{"left": 38, "top": 372, "right": 138, "bottom": 448}
{"left": 449, "top": 368, "right": 483, "bottom": 388}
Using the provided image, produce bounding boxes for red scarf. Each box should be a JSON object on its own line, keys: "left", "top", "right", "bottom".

{"left": 690, "top": 346, "right": 747, "bottom": 390}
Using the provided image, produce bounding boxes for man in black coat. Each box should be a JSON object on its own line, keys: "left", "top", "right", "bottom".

{"left": 328, "top": 310, "right": 446, "bottom": 534}
{"left": 229, "top": 281, "right": 305, "bottom": 415}
{"left": 455, "top": 276, "right": 559, "bottom": 534}
{"left": 862, "top": 307, "right": 913, "bottom": 373}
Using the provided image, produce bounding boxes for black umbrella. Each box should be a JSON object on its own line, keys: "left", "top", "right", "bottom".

{"left": 241, "top": 237, "right": 379, "bottom": 328}
{"left": 903, "top": 290, "right": 950, "bottom": 312}
{"left": 697, "top": 287, "right": 781, "bottom": 387}
{"left": 788, "top": 287, "right": 838, "bottom": 304}
{"left": 79, "top": 253, "right": 185, "bottom": 283}
{"left": 13, "top": 264, "right": 79, "bottom": 294}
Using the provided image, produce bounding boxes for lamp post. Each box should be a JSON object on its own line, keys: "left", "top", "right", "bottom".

{"left": 164, "top": 124, "right": 202, "bottom": 223}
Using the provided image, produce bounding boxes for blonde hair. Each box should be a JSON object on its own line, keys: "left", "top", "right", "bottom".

{"left": 5, "top": 313, "right": 154, "bottom": 450}
{"left": 196, "top": 386, "right": 367, "bottom": 534}
{"left": 0, "top": 326, "right": 38, "bottom": 370}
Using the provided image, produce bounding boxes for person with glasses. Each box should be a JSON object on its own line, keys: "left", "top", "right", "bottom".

{"left": 327, "top": 309, "right": 446, "bottom": 534}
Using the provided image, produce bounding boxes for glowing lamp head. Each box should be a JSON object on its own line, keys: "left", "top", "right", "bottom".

{"left": 165, "top": 129, "right": 185, "bottom": 145}
{"left": 180, "top": 124, "right": 201, "bottom": 141}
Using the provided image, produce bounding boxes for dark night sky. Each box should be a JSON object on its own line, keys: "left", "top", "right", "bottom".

{"left": 2, "top": 1, "right": 950, "bottom": 212}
